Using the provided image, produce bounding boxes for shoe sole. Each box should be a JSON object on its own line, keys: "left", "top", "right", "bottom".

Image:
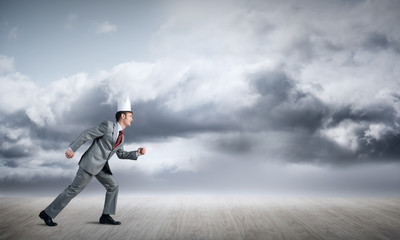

{"left": 99, "top": 221, "right": 121, "bottom": 225}
{"left": 39, "top": 212, "right": 58, "bottom": 227}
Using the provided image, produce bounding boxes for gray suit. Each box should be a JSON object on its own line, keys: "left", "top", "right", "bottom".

{"left": 44, "top": 121, "right": 137, "bottom": 218}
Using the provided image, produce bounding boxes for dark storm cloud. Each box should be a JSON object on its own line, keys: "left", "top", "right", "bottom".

{"left": 328, "top": 103, "right": 397, "bottom": 127}
{"left": 250, "top": 70, "right": 294, "bottom": 102}
{"left": 1, "top": 158, "right": 18, "bottom": 168}
{"left": 363, "top": 32, "right": 390, "bottom": 51}
{"left": 0, "top": 111, "right": 36, "bottom": 163}
{"left": 212, "top": 133, "right": 256, "bottom": 155}
{"left": 1, "top": 69, "right": 399, "bottom": 170}
{"left": 63, "top": 86, "right": 115, "bottom": 126}
{"left": 128, "top": 98, "right": 237, "bottom": 142}
{"left": 335, "top": 101, "right": 400, "bottom": 161}
{"left": 206, "top": 68, "right": 400, "bottom": 165}
{"left": 359, "top": 132, "right": 400, "bottom": 159}
{"left": 245, "top": 69, "right": 329, "bottom": 133}
{"left": 294, "top": 102, "right": 400, "bottom": 164}
{"left": 0, "top": 146, "right": 30, "bottom": 160}
{"left": 362, "top": 32, "right": 400, "bottom": 53}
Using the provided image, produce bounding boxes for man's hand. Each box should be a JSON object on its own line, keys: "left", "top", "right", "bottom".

{"left": 137, "top": 147, "right": 146, "bottom": 156}
{"left": 65, "top": 149, "right": 75, "bottom": 159}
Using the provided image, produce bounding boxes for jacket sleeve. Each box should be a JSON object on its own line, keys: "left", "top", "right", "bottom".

{"left": 116, "top": 147, "right": 138, "bottom": 160}
{"left": 69, "top": 121, "right": 108, "bottom": 152}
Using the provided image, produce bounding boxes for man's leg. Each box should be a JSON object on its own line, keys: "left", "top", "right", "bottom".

{"left": 95, "top": 170, "right": 119, "bottom": 215}
{"left": 44, "top": 167, "right": 93, "bottom": 218}
{"left": 95, "top": 170, "right": 121, "bottom": 225}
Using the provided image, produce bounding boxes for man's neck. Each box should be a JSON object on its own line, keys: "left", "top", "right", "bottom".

{"left": 117, "top": 121, "right": 126, "bottom": 130}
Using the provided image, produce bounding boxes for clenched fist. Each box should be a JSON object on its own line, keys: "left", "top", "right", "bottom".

{"left": 65, "top": 149, "right": 75, "bottom": 159}
{"left": 137, "top": 147, "right": 146, "bottom": 156}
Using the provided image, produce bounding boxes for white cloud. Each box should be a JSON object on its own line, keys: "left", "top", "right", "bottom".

{"left": 24, "top": 72, "right": 99, "bottom": 127}
{"left": 364, "top": 123, "right": 394, "bottom": 142}
{"left": 321, "top": 120, "right": 363, "bottom": 152}
{"left": 113, "top": 136, "right": 204, "bottom": 175}
{"left": 152, "top": 0, "right": 400, "bottom": 112}
{"left": 97, "top": 58, "right": 257, "bottom": 113}
{"left": 0, "top": 72, "right": 38, "bottom": 115}
{"left": 95, "top": 21, "right": 117, "bottom": 34}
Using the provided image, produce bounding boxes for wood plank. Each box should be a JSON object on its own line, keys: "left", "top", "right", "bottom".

{"left": 0, "top": 197, "right": 399, "bottom": 240}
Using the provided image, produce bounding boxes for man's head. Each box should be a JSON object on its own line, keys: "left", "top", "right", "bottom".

{"left": 115, "top": 111, "right": 133, "bottom": 128}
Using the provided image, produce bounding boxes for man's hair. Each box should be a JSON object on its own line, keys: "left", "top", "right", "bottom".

{"left": 115, "top": 111, "right": 132, "bottom": 122}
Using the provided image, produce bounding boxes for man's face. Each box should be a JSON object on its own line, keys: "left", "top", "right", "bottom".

{"left": 122, "top": 112, "right": 133, "bottom": 127}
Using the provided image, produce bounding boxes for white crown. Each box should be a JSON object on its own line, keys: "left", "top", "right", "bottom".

{"left": 117, "top": 97, "right": 132, "bottom": 112}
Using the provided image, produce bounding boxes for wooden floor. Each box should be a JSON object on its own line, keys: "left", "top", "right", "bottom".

{"left": 0, "top": 197, "right": 399, "bottom": 240}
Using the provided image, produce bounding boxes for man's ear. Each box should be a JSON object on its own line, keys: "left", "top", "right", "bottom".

{"left": 121, "top": 113, "right": 126, "bottom": 119}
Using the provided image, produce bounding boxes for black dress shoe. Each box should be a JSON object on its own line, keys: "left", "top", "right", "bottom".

{"left": 39, "top": 210, "right": 57, "bottom": 227}
{"left": 99, "top": 214, "right": 121, "bottom": 225}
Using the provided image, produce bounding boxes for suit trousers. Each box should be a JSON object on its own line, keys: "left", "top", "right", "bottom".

{"left": 44, "top": 167, "right": 119, "bottom": 218}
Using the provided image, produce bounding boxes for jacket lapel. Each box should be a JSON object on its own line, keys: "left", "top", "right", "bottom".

{"left": 112, "top": 122, "right": 118, "bottom": 147}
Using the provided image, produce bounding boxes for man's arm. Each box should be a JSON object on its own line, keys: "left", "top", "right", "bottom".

{"left": 65, "top": 121, "right": 109, "bottom": 158}
{"left": 116, "top": 147, "right": 146, "bottom": 160}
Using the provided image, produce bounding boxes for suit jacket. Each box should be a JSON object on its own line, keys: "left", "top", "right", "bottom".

{"left": 69, "top": 120, "right": 137, "bottom": 175}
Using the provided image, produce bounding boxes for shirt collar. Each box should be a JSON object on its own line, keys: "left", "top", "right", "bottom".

{"left": 117, "top": 122, "right": 123, "bottom": 132}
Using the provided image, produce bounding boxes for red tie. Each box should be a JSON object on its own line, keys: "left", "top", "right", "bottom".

{"left": 113, "top": 130, "right": 123, "bottom": 149}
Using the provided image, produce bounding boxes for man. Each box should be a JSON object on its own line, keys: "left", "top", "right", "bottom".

{"left": 39, "top": 97, "right": 146, "bottom": 226}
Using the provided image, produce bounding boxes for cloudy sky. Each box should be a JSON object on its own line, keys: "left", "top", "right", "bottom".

{"left": 1, "top": 0, "right": 400, "bottom": 197}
